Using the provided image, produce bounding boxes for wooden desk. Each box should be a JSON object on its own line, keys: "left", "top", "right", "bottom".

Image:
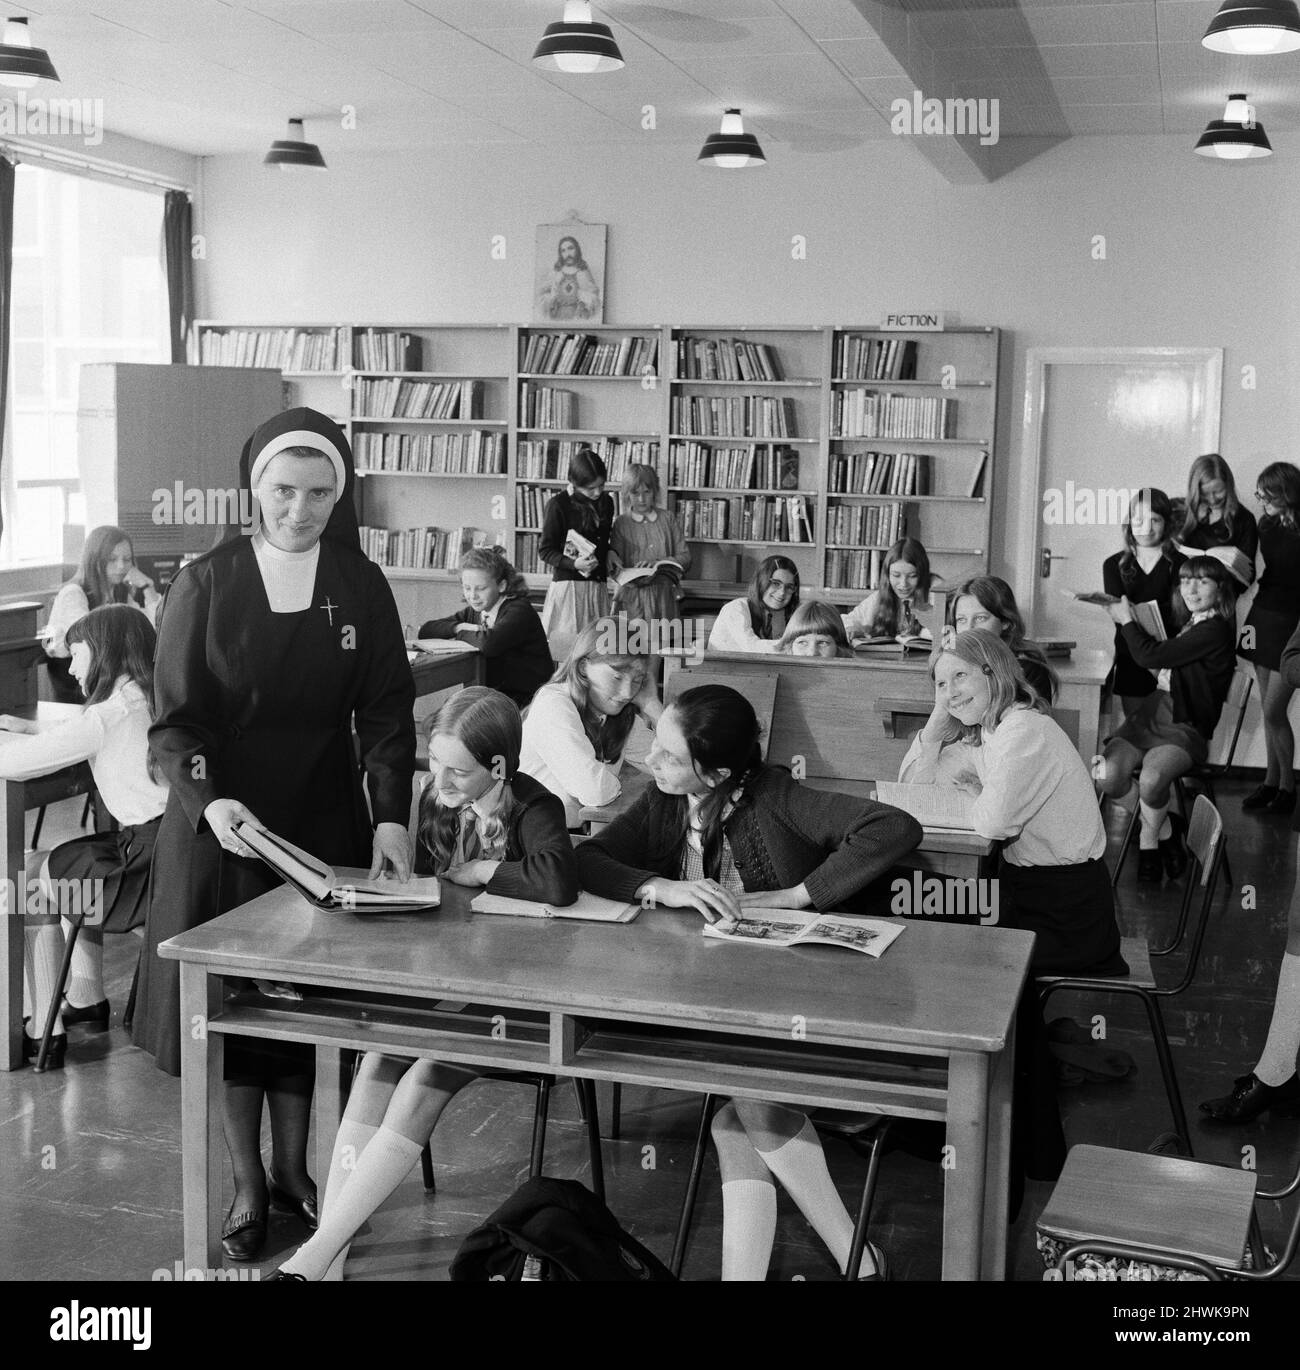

{"left": 0, "top": 702, "right": 96, "bottom": 1070}
{"left": 160, "top": 881, "right": 1029, "bottom": 1280}
{"left": 409, "top": 646, "right": 483, "bottom": 698}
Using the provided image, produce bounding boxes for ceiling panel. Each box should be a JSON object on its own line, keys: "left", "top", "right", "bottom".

{"left": 1035, "top": 42, "right": 1160, "bottom": 79}
{"left": 1062, "top": 104, "right": 1165, "bottom": 134}
{"left": 1021, "top": 3, "right": 1158, "bottom": 47}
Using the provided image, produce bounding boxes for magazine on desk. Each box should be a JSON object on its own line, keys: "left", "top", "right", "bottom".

{"left": 704, "top": 910, "right": 904, "bottom": 957}
{"left": 233, "top": 822, "right": 441, "bottom": 912}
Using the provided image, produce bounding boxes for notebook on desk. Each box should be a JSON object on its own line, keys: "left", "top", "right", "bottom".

{"left": 873, "top": 781, "right": 976, "bottom": 832}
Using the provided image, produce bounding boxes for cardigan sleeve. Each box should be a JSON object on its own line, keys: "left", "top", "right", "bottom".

{"left": 573, "top": 786, "right": 662, "bottom": 902}
{"left": 475, "top": 598, "right": 546, "bottom": 660}
{"left": 1119, "top": 617, "right": 1229, "bottom": 670}
{"left": 417, "top": 606, "right": 473, "bottom": 639}
{"left": 709, "top": 599, "right": 780, "bottom": 654}
{"left": 485, "top": 788, "right": 580, "bottom": 905}
{"left": 539, "top": 493, "right": 577, "bottom": 574}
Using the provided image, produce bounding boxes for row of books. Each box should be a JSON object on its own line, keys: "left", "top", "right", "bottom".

{"left": 672, "top": 494, "right": 814, "bottom": 544}
{"left": 833, "top": 390, "right": 954, "bottom": 440}
{"left": 516, "top": 438, "right": 659, "bottom": 484}
{"left": 674, "top": 336, "right": 785, "bottom": 382}
{"left": 354, "top": 430, "right": 506, "bottom": 476}
{"left": 514, "top": 534, "right": 545, "bottom": 576}
{"left": 824, "top": 501, "right": 905, "bottom": 549}
{"left": 197, "top": 327, "right": 347, "bottom": 371}
{"left": 833, "top": 336, "right": 918, "bottom": 382}
{"left": 519, "top": 383, "right": 578, "bottom": 430}
{"left": 355, "top": 378, "right": 483, "bottom": 420}
{"left": 667, "top": 442, "right": 799, "bottom": 490}
{"left": 670, "top": 395, "right": 797, "bottom": 438}
{"left": 359, "top": 524, "right": 491, "bottom": 571}
{"left": 354, "top": 329, "right": 424, "bottom": 372}
{"left": 829, "top": 450, "right": 930, "bottom": 496}
{"left": 514, "top": 485, "right": 550, "bottom": 530}
{"left": 520, "top": 332, "right": 658, "bottom": 377}
{"left": 824, "top": 547, "right": 892, "bottom": 592}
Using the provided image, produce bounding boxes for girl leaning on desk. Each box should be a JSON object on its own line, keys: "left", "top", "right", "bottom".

{"left": 575, "top": 683, "right": 923, "bottom": 1281}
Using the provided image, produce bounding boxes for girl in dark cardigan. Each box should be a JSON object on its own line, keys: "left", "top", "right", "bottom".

{"left": 538, "top": 447, "right": 615, "bottom": 662}
{"left": 1097, "top": 556, "right": 1237, "bottom": 882}
{"left": 269, "top": 688, "right": 577, "bottom": 1282}
{"left": 576, "top": 685, "right": 922, "bottom": 1280}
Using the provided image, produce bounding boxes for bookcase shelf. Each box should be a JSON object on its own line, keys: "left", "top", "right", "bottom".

{"left": 192, "top": 320, "right": 1001, "bottom": 608}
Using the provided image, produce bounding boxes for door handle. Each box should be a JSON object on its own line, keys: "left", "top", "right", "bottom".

{"left": 1040, "top": 547, "right": 1069, "bottom": 578}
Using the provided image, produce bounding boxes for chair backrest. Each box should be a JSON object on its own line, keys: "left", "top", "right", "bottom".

{"left": 1163, "top": 794, "right": 1224, "bottom": 993}
{"left": 1217, "top": 668, "right": 1254, "bottom": 770}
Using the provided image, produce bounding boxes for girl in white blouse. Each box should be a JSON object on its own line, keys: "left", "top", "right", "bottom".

{"left": 0, "top": 605, "right": 168, "bottom": 1068}
{"left": 520, "top": 618, "right": 662, "bottom": 826}
{"left": 708, "top": 556, "right": 800, "bottom": 655}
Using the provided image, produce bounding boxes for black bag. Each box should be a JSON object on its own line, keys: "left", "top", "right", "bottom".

{"left": 449, "top": 1177, "right": 676, "bottom": 1282}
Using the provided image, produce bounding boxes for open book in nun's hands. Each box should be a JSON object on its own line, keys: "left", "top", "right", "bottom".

{"left": 233, "top": 822, "right": 441, "bottom": 912}
{"left": 703, "top": 910, "right": 903, "bottom": 957}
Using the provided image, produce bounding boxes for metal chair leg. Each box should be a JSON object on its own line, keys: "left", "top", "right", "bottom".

{"left": 30, "top": 804, "right": 47, "bottom": 849}
{"left": 123, "top": 946, "right": 142, "bottom": 1031}
{"left": 577, "top": 1078, "right": 605, "bottom": 1202}
{"left": 670, "top": 1093, "right": 718, "bottom": 1278}
{"left": 527, "top": 1076, "right": 552, "bottom": 1179}
{"left": 420, "top": 1143, "right": 436, "bottom": 1193}
{"left": 1113, "top": 799, "right": 1140, "bottom": 886}
{"left": 609, "top": 1081, "right": 622, "bottom": 1141}
{"left": 35, "top": 913, "right": 83, "bottom": 1073}
{"left": 843, "top": 1118, "right": 893, "bottom": 1282}
{"left": 1139, "top": 992, "right": 1192, "bottom": 1158}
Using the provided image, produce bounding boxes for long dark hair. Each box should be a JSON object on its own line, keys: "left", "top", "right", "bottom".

{"left": 1182, "top": 453, "right": 1242, "bottom": 539}
{"left": 655, "top": 685, "right": 764, "bottom": 881}
{"left": 417, "top": 687, "right": 521, "bottom": 873}
{"left": 1171, "top": 555, "right": 1237, "bottom": 629}
{"left": 1257, "top": 461, "right": 1300, "bottom": 533}
{"left": 74, "top": 525, "right": 134, "bottom": 610}
{"left": 566, "top": 447, "right": 609, "bottom": 542}
{"left": 869, "top": 537, "right": 933, "bottom": 638}
{"left": 745, "top": 555, "right": 801, "bottom": 637}
{"left": 1118, "top": 487, "right": 1179, "bottom": 587}
{"left": 65, "top": 605, "right": 161, "bottom": 782}
{"left": 948, "top": 574, "right": 1058, "bottom": 703}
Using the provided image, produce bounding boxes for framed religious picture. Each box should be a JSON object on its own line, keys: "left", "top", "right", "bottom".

{"left": 534, "top": 221, "right": 606, "bottom": 324}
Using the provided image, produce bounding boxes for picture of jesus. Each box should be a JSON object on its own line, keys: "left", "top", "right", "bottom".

{"left": 534, "top": 226, "right": 605, "bottom": 323}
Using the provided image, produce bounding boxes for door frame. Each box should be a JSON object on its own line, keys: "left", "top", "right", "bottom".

{"left": 1018, "top": 346, "right": 1223, "bottom": 620}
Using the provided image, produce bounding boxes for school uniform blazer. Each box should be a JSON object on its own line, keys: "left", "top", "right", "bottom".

{"left": 418, "top": 597, "right": 553, "bottom": 707}
{"left": 1119, "top": 616, "right": 1236, "bottom": 740}
{"left": 414, "top": 771, "right": 579, "bottom": 906}
{"left": 575, "top": 765, "right": 923, "bottom": 911}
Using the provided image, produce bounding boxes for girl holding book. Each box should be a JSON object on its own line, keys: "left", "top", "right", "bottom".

{"left": 776, "top": 600, "right": 854, "bottom": 658}
{"left": 1179, "top": 453, "right": 1258, "bottom": 588}
{"left": 268, "top": 687, "right": 578, "bottom": 1281}
{"left": 417, "top": 546, "right": 552, "bottom": 709}
{"left": 0, "top": 605, "right": 168, "bottom": 1069}
{"left": 520, "top": 618, "right": 661, "bottom": 827}
{"left": 942, "top": 574, "right": 1058, "bottom": 704}
{"left": 1240, "top": 462, "right": 1300, "bottom": 814}
{"left": 708, "top": 556, "right": 801, "bottom": 655}
{"left": 609, "top": 462, "right": 690, "bottom": 626}
{"left": 1100, "top": 488, "right": 1185, "bottom": 720}
{"left": 575, "top": 684, "right": 922, "bottom": 1280}
{"left": 538, "top": 447, "right": 615, "bottom": 662}
{"left": 842, "top": 537, "right": 934, "bottom": 644}
{"left": 1096, "top": 556, "right": 1237, "bottom": 882}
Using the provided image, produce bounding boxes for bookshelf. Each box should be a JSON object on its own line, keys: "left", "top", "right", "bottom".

{"left": 192, "top": 321, "right": 1000, "bottom": 619}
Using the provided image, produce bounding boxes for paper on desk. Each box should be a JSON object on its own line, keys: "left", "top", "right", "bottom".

{"left": 874, "top": 781, "right": 975, "bottom": 830}
{"left": 408, "top": 638, "right": 479, "bottom": 655}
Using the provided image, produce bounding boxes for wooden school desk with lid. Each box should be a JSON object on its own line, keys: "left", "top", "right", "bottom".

{"left": 161, "top": 879, "right": 1032, "bottom": 1280}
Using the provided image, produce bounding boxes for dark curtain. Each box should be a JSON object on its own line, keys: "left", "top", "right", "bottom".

{"left": 162, "top": 189, "right": 194, "bottom": 364}
{"left": 0, "top": 155, "right": 15, "bottom": 542}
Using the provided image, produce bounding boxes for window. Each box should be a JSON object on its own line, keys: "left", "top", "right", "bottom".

{"left": 1, "top": 164, "right": 168, "bottom": 566}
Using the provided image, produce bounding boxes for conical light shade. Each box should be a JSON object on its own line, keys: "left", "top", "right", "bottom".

{"left": 698, "top": 108, "right": 766, "bottom": 168}
{"left": 1203, "top": 1, "right": 1300, "bottom": 53}
{"left": 1195, "top": 95, "right": 1273, "bottom": 158}
{"left": 264, "top": 118, "right": 327, "bottom": 169}
{"left": 533, "top": 1, "right": 624, "bottom": 73}
{"left": 0, "top": 16, "right": 60, "bottom": 89}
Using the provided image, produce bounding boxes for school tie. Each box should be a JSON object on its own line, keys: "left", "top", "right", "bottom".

{"left": 457, "top": 807, "right": 483, "bottom": 865}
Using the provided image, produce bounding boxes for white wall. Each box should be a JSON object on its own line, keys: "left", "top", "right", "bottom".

{"left": 198, "top": 132, "right": 1300, "bottom": 767}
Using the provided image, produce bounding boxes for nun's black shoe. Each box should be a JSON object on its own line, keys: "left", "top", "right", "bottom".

{"left": 269, "top": 1174, "right": 319, "bottom": 1230}
{"left": 1242, "top": 784, "right": 1277, "bottom": 810}
{"left": 221, "top": 1202, "right": 268, "bottom": 1261}
{"left": 61, "top": 997, "right": 110, "bottom": 1030}
{"left": 1199, "top": 1072, "right": 1300, "bottom": 1123}
{"left": 1136, "top": 850, "right": 1163, "bottom": 883}
{"left": 1265, "top": 788, "right": 1297, "bottom": 815}
{"left": 1159, "top": 811, "right": 1187, "bottom": 880}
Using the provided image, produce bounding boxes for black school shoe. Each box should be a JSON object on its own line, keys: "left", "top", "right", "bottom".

{"left": 61, "top": 997, "right": 110, "bottom": 1030}
{"left": 1136, "top": 849, "right": 1163, "bottom": 883}
{"left": 1159, "top": 811, "right": 1187, "bottom": 881}
{"left": 1242, "top": 784, "right": 1277, "bottom": 811}
{"left": 1265, "top": 788, "right": 1297, "bottom": 815}
{"left": 1199, "top": 1072, "right": 1300, "bottom": 1123}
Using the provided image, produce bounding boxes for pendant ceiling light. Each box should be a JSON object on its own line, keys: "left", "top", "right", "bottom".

{"left": 0, "top": 15, "right": 60, "bottom": 89}
{"left": 1195, "top": 93, "right": 1273, "bottom": 158}
{"left": 533, "top": 1, "right": 624, "bottom": 74}
{"left": 1202, "top": 1, "right": 1300, "bottom": 53}
{"left": 698, "top": 108, "right": 766, "bottom": 168}
{"left": 263, "top": 118, "right": 327, "bottom": 169}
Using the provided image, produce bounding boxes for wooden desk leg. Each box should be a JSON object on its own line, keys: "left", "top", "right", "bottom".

{"left": 180, "top": 962, "right": 223, "bottom": 1272}
{"left": 942, "top": 1049, "right": 990, "bottom": 1281}
{"left": 0, "top": 780, "right": 25, "bottom": 1071}
{"left": 316, "top": 1047, "right": 347, "bottom": 1194}
{"left": 979, "top": 1016, "right": 1015, "bottom": 1281}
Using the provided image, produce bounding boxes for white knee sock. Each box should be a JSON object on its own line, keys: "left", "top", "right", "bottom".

{"left": 756, "top": 1119, "right": 876, "bottom": 1278}
{"left": 1139, "top": 801, "right": 1170, "bottom": 850}
{"left": 1255, "top": 953, "right": 1300, "bottom": 1087}
{"left": 719, "top": 1178, "right": 777, "bottom": 1282}
{"left": 64, "top": 920, "right": 104, "bottom": 1007}
{"left": 278, "top": 1126, "right": 421, "bottom": 1281}
{"left": 23, "top": 923, "right": 65, "bottom": 1038}
{"left": 317, "top": 1117, "right": 378, "bottom": 1282}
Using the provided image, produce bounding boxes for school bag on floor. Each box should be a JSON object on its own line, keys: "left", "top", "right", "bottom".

{"left": 449, "top": 1177, "right": 676, "bottom": 1282}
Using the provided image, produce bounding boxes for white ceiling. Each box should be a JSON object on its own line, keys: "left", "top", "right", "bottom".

{"left": 7, "top": 0, "right": 1296, "bottom": 178}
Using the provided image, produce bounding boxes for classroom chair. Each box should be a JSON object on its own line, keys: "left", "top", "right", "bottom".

{"left": 1040, "top": 1141, "right": 1300, "bottom": 1281}
{"left": 668, "top": 1094, "right": 893, "bottom": 1280}
{"left": 1039, "top": 795, "right": 1225, "bottom": 1158}
{"left": 1110, "top": 668, "right": 1251, "bottom": 888}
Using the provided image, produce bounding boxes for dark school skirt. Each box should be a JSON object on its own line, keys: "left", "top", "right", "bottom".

{"left": 1241, "top": 604, "right": 1300, "bottom": 671}
{"left": 1107, "top": 690, "right": 1207, "bottom": 767}
{"left": 998, "top": 857, "right": 1127, "bottom": 978}
{"left": 46, "top": 816, "right": 162, "bottom": 934}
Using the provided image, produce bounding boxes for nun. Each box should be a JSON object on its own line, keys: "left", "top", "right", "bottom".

{"left": 132, "top": 408, "right": 416, "bottom": 1261}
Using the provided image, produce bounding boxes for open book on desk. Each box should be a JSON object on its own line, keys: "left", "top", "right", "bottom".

{"left": 853, "top": 632, "right": 932, "bottom": 654}
{"left": 704, "top": 910, "right": 903, "bottom": 958}
{"left": 615, "top": 559, "right": 683, "bottom": 588}
{"left": 873, "top": 781, "right": 975, "bottom": 832}
{"left": 471, "top": 891, "right": 639, "bottom": 923}
{"left": 234, "top": 822, "right": 441, "bottom": 912}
